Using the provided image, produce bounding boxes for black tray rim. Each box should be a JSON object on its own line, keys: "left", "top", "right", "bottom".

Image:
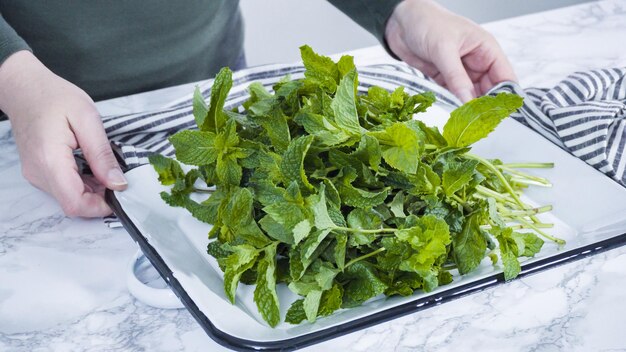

{"left": 106, "top": 188, "right": 626, "bottom": 352}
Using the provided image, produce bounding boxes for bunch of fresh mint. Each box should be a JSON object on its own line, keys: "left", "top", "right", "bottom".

{"left": 149, "top": 46, "right": 563, "bottom": 327}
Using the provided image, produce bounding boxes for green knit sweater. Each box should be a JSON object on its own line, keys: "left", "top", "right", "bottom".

{"left": 0, "top": 1, "right": 401, "bottom": 101}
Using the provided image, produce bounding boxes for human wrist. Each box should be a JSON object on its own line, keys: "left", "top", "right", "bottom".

{"left": 385, "top": 0, "right": 430, "bottom": 60}
{"left": 0, "top": 50, "right": 48, "bottom": 118}
{"left": 384, "top": 5, "right": 405, "bottom": 60}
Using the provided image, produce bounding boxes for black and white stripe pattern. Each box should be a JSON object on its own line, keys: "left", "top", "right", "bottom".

{"left": 100, "top": 63, "right": 626, "bottom": 226}
{"left": 492, "top": 67, "right": 626, "bottom": 181}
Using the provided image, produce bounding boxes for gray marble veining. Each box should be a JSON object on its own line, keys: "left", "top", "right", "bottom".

{"left": 2, "top": 1, "right": 626, "bottom": 351}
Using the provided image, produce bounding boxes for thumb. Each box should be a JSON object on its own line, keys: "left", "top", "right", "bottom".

{"left": 432, "top": 44, "right": 475, "bottom": 102}
{"left": 70, "top": 107, "right": 127, "bottom": 191}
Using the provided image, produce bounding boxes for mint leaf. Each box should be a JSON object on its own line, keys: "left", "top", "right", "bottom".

{"left": 304, "top": 290, "right": 323, "bottom": 323}
{"left": 160, "top": 192, "right": 215, "bottom": 224}
{"left": 351, "top": 134, "right": 381, "bottom": 171}
{"left": 281, "top": 135, "right": 315, "bottom": 191}
{"left": 169, "top": 130, "right": 218, "bottom": 166}
{"left": 442, "top": 159, "right": 478, "bottom": 197}
{"left": 221, "top": 244, "right": 259, "bottom": 303}
{"left": 249, "top": 179, "right": 285, "bottom": 207}
{"left": 318, "top": 283, "right": 343, "bottom": 317}
{"left": 443, "top": 93, "right": 523, "bottom": 147}
{"left": 396, "top": 215, "right": 451, "bottom": 291}
{"left": 337, "top": 168, "right": 389, "bottom": 209}
{"left": 486, "top": 197, "right": 506, "bottom": 228}
{"left": 369, "top": 122, "right": 423, "bottom": 174}
{"left": 262, "top": 183, "right": 308, "bottom": 236}
{"left": 301, "top": 229, "right": 332, "bottom": 260}
{"left": 237, "top": 221, "right": 271, "bottom": 249}
{"left": 207, "top": 240, "right": 232, "bottom": 259}
{"left": 308, "top": 184, "right": 336, "bottom": 230}
{"left": 259, "top": 215, "right": 294, "bottom": 244}
{"left": 512, "top": 232, "right": 544, "bottom": 257}
{"left": 390, "top": 87, "right": 405, "bottom": 109}
{"left": 300, "top": 45, "right": 339, "bottom": 93}
{"left": 216, "top": 153, "right": 243, "bottom": 186}
{"left": 285, "top": 299, "right": 306, "bottom": 324}
{"left": 396, "top": 215, "right": 450, "bottom": 255}
{"left": 403, "top": 92, "right": 436, "bottom": 116}
{"left": 413, "top": 120, "right": 447, "bottom": 147}
{"left": 247, "top": 82, "right": 273, "bottom": 102}
{"left": 221, "top": 187, "right": 253, "bottom": 229}
{"left": 337, "top": 55, "right": 355, "bottom": 78}
{"left": 377, "top": 237, "right": 410, "bottom": 272}
{"left": 254, "top": 244, "right": 281, "bottom": 327}
{"left": 193, "top": 87, "right": 209, "bottom": 129}
{"left": 495, "top": 227, "right": 521, "bottom": 280}
{"left": 286, "top": 283, "right": 343, "bottom": 324}
{"left": 339, "top": 184, "right": 388, "bottom": 209}
{"left": 340, "top": 262, "right": 387, "bottom": 308}
{"left": 294, "top": 112, "right": 350, "bottom": 146}
{"left": 389, "top": 191, "right": 406, "bottom": 218}
{"left": 314, "top": 262, "right": 339, "bottom": 290}
{"left": 452, "top": 212, "right": 487, "bottom": 274}
{"left": 334, "top": 233, "right": 347, "bottom": 270}
{"left": 248, "top": 103, "right": 291, "bottom": 153}
{"left": 200, "top": 67, "right": 233, "bottom": 132}
{"left": 149, "top": 154, "right": 184, "bottom": 185}
{"left": 292, "top": 219, "right": 312, "bottom": 246}
{"left": 346, "top": 208, "right": 381, "bottom": 247}
{"left": 331, "top": 69, "right": 362, "bottom": 135}
{"left": 214, "top": 120, "right": 250, "bottom": 185}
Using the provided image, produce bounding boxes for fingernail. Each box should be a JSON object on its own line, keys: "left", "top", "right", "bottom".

{"left": 108, "top": 168, "right": 128, "bottom": 187}
{"left": 459, "top": 89, "right": 474, "bottom": 103}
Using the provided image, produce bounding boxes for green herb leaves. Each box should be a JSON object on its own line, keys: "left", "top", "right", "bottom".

{"left": 202, "top": 67, "right": 233, "bottom": 132}
{"left": 170, "top": 130, "right": 217, "bottom": 165}
{"left": 150, "top": 46, "right": 557, "bottom": 328}
{"left": 369, "top": 122, "right": 423, "bottom": 174}
{"left": 443, "top": 92, "right": 523, "bottom": 147}
{"left": 331, "top": 70, "right": 362, "bottom": 136}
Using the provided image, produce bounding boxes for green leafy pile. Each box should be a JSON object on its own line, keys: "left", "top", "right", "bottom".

{"left": 149, "top": 45, "right": 563, "bottom": 327}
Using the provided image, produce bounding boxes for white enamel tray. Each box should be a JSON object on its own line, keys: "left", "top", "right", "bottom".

{"left": 107, "top": 103, "right": 626, "bottom": 351}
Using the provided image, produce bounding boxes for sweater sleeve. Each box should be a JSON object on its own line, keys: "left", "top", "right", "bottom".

{"left": 0, "top": 13, "right": 31, "bottom": 66}
{"left": 327, "top": 0, "right": 403, "bottom": 58}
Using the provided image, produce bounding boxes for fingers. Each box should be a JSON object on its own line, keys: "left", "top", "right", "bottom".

{"left": 46, "top": 144, "right": 113, "bottom": 217}
{"left": 69, "top": 105, "right": 127, "bottom": 191}
{"left": 488, "top": 55, "right": 517, "bottom": 85}
{"left": 431, "top": 44, "right": 475, "bottom": 102}
{"left": 463, "top": 41, "right": 517, "bottom": 93}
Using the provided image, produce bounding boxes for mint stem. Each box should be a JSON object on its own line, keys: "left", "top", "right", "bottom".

{"left": 193, "top": 188, "right": 215, "bottom": 193}
{"left": 333, "top": 226, "right": 396, "bottom": 234}
{"left": 451, "top": 194, "right": 473, "bottom": 212}
{"left": 509, "top": 177, "right": 552, "bottom": 188}
{"left": 515, "top": 217, "right": 565, "bottom": 245}
{"left": 497, "top": 165, "right": 551, "bottom": 184}
{"left": 345, "top": 247, "right": 386, "bottom": 268}
{"left": 498, "top": 205, "right": 552, "bottom": 216}
{"left": 501, "top": 162, "right": 554, "bottom": 169}
{"left": 475, "top": 186, "right": 518, "bottom": 207}
{"left": 467, "top": 154, "right": 541, "bottom": 223}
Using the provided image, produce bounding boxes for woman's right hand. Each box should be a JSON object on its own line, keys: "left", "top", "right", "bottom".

{"left": 0, "top": 51, "right": 127, "bottom": 217}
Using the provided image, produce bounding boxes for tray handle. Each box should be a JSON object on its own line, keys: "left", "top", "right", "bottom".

{"left": 127, "top": 249, "right": 185, "bottom": 309}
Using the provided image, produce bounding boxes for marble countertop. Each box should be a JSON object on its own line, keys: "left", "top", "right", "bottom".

{"left": 2, "top": 1, "right": 626, "bottom": 351}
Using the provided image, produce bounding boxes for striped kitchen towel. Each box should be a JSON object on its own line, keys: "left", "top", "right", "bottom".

{"left": 99, "top": 63, "right": 626, "bottom": 227}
